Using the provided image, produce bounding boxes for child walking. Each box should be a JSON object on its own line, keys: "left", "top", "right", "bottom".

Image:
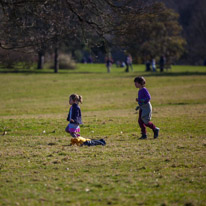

{"left": 65, "top": 94, "right": 83, "bottom": 138}
{"left": 134, "top": 76, "right": 159, "bottom": 139}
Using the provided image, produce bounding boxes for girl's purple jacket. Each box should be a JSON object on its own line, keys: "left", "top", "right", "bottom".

{"left": 67, "top": 103, "right": 82, "bottom": 125}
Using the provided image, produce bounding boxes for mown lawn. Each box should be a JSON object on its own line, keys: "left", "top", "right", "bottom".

{"left": 0, "top": 64, "right": 206, "bottom": 206}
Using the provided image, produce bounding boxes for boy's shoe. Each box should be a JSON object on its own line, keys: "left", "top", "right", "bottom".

{"left": 154, "top": 127, "right": 160, "bottom": 139}
{"left": 139, "top": 134, "right": 147, "bottom": 140}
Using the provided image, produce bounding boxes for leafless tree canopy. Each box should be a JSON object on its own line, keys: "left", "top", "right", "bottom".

{"left": 0, "top": 0, "right": 135, "bottom": 49}
{"left": 0, "top": 0, "right": 187, "bottom": 68}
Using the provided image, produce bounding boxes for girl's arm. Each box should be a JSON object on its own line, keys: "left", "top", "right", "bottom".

{"left": 71, "top": 107, "right": 82, "bottom": 124}
{"left": 67, "top": 112, "right": 70, "bottom": 121}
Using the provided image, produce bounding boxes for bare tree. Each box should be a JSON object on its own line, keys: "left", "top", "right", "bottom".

{"left": 0, "top": 0, "right": 186, "bottom": 70}
{"left": 0, "top": 0, "right": 134, "bottom": 71}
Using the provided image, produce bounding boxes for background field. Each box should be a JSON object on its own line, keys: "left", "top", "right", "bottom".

{"left": 0, "top": 64, "right": 206, "bottom": 206}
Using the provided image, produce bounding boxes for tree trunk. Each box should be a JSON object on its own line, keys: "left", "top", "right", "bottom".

{"left": 54, "top": 47, "right": 59, "bottom": 73}
{"left": 37, "top": 51, "right": 44, "bottom": 69}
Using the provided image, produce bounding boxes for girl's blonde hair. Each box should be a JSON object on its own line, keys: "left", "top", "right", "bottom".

{"left": 70, "top": 94, "right": 83, "bottom": 103}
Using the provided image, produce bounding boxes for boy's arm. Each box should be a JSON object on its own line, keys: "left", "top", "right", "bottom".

{"left": 139, "top": 98, "right": 147, "bottom": 104}
{"left": 138, "top": 90, "right": 151, "bottom": 105}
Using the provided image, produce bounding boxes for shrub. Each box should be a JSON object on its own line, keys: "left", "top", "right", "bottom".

{"left": 0, "top": 48, "right": 36, "bottom": 69}
{"left": 59, "top": 53, "right": 76, "bottom": 70}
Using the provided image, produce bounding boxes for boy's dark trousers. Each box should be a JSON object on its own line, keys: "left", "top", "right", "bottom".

{"left": 138, "top": 109, "right": 156, "bottom": 135}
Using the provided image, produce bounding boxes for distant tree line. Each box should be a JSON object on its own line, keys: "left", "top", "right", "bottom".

{"left": 160, "top": 0, "right": 206, "bottom": 65}
{"left": 0, "top": 0, "right": 186, "bottom": 72}
{"left": 113, "top": 2, "right": 185, "bottom": 66}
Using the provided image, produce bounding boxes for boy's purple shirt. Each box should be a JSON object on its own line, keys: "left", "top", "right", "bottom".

{"left": 138, "top": 87, "right": 151, "bottom": 105}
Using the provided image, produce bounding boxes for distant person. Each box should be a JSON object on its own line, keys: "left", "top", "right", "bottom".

{"left": 152, "top": 58, "right": 156, "bottom": 72}
{"left": 65, "top": 94, "right": 83, "bottom": 138}
{"left": 125, "top": 54, "right": 133, "bottom": 72}
{"left": 105, "top": 55, "right": 113, "bottom": 73}
{"left": 87, "top": 56, "right": 93, "bottom": 63}
{"left": 145, "top": 60, "right": 151, "bottom": 71}
{"left": 81, "top": 57, "right": 87, "bottom": 63}
{"left": 121, "top": 61, "right": 126, "bottom": 67}
{"left": 204, "top": 59, "right": 206, "bottom": 66}
{"left": 116, "top": 60, "right": 120, "bottom": 67}
{"left": 159, "top": 56, "right": 166, "bottom": 72}
{"left": 134, "top": 76, "right": 160, "bottom": 139}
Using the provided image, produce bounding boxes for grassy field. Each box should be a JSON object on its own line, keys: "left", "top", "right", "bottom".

{"left": 0, "top": 64, "right": 206, "bottom": 206}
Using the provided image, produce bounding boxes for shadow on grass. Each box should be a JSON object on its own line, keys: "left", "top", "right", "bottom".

{"left": 1, "top": 69, "right": 206, "bottom": 76}
{"left": 126, "top": 71, "right": 206, "bottom": 78}
{"left": 144, "top": 71, "right": 206, "bottom": 77}
{"left": 168, "top": 102, "right": 190, "bottom": 105}
{"left": 0, "top": 69, "right": 57, "bottom": 74}
{"left": 0, "top": 69, "right": 108, "bottom": 75}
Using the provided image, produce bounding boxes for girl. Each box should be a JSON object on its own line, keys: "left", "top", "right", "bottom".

{"left": 65, "top": 94, "right": 83, "bottom": 138}
{"left": 134, "top": 76, "right": 159, "bottom": 139}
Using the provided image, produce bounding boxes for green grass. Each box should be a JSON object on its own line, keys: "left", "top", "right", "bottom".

{"left": 0, "top": 64, "right": 206, "bottom": 206}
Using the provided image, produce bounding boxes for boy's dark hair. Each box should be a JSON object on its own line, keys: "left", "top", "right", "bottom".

{"left": 134, "top": 76, "right": 146, "bottom": 85}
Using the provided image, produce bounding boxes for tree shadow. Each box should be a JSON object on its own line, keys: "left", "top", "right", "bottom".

{"left": 125, "top": 71, "right": 206, "bottom": 78}
{"left": 141, "top": 71, "right": 206, "bottom": 77}
{"left": 0, "top": 69, "right": 56, "bottom": 74}
{"left": 1, "top": 68, "right": 206, "bottom": 76}
{"left": 0, "top": 69, "right": 106, "bottom": 75}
